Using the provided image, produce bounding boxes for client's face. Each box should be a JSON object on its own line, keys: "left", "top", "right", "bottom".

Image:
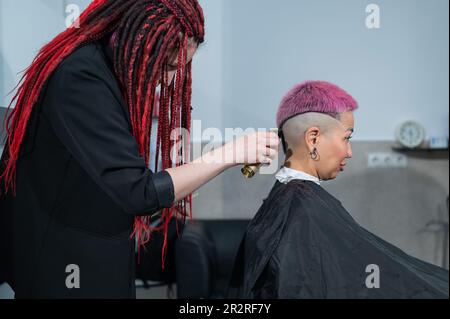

{"left": 316, "top": 112, "right": 354, "bottom": 180}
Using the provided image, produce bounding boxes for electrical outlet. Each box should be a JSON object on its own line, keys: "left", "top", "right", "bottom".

{"left": 368, "top": 153, "right": 408, "bottom": 168}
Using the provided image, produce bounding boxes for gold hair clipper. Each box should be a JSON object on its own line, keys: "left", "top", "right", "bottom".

{"left": 241, "top": 164, "right": 262, "bottom": 179}
{"left": 241, "top": 129, "right": 279, "bottom": 179}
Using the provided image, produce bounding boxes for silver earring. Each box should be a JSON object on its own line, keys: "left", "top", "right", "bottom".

{"left": 310, "top": 148, "right": 319, "bottom": 161}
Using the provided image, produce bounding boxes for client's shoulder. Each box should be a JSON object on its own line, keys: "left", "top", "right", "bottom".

{"left": 256, "top": 180, "right": 319, "bottom": 220}
{"left": 278, "top": 180, "right": 328, "bottom": 222}
{"left": 284, "top": 179, "right": 319, "bottom": 198}
{"left": 270, "top": 179, "right": 319, "bottom": 208}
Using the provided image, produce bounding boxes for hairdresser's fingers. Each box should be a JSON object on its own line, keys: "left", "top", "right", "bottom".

{"left": 264, "top": 147, "right": 278, "bottom": 159}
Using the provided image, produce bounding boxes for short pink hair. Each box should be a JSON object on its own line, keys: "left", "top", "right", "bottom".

{"left": 276, "top": 81, "right": 358, "bottom": 128}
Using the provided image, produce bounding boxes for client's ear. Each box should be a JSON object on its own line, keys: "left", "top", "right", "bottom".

{"left": 304, "top": 127, "right": 321, "bottom": 151}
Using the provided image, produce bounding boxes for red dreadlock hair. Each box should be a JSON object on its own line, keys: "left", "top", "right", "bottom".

{"left": 0, "top": 0, "right": 205, "bottom": 264}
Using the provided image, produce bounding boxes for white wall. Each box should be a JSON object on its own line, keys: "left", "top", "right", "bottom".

{"left": 0, "top": 0, "right": 92, "bottom": 109}
{"left": 0, "top": 0, "right": 64, "bottom": 108}
{"left": 191, "top": 0, "right": 225, "bottom": 137}
{"left": 220, "top": 0, "right": 449, "bottom": 141}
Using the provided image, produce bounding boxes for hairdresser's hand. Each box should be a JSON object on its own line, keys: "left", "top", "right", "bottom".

{"left": 222, "top": 131, "right": 280, "bottom": 166}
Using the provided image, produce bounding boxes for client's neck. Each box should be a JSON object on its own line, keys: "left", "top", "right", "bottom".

{"left": 283, "top": 154, "right": 319, "bottom": 179}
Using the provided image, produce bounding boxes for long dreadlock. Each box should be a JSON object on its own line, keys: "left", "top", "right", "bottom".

{"left": 0, "top": 0, "right": 205, "bottom": 264}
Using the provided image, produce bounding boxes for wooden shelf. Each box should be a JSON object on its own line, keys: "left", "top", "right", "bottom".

{"left": 392, "top": 147, "right": 449, "bottom": 159}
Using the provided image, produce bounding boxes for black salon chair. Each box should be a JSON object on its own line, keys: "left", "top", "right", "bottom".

{"left": 175, "top": 219, "right": 249, "bottom": 299}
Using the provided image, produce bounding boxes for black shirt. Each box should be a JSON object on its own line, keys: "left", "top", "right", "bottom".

{"left": 0, "top": 40, "right": 174, "bottom": 298}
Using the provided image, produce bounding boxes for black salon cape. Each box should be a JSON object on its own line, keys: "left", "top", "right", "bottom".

{"left": 228, "top": 180, "right": 449, "bottom": 299}
{"left": 0, "top": 40, "right": 174, "bottom": 298}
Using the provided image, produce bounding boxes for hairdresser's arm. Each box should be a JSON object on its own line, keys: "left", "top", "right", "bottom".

{"left": 167, "top": 131, "right": 279, "bottom": 202}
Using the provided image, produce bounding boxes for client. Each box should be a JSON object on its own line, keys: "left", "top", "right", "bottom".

{"left": 229, "top": 81, "right": 449, "bottom": 299}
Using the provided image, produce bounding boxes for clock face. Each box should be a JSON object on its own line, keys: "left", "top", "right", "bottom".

{"left": 396, "top": 121, "right": 426, "bottom": 149}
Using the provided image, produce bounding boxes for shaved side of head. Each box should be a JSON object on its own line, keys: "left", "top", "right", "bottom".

{"left": 282, "top": 112, "right": 341, "bottom": 151}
